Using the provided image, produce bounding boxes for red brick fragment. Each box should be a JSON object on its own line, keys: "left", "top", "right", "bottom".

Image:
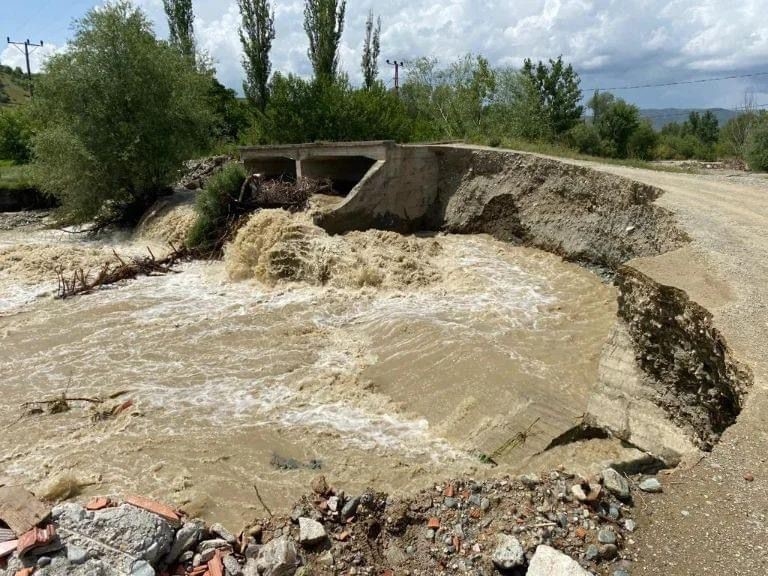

{"left": 575, "top": 527, "right": 587, "bottom": 539}
{"left": 85, "top": 497, "right": 110, "bottom": 511}
{"left": 443, "top": 484, "right": 455, "bottom": 498}
{"left": 207, "top": 550, "right": 224, "bottom": 576}
{"left": 16, "top": 525, "right": 56, "bottom": 556}
{"left": 427, "top": 517, "right": 440, "bottom": 529}
{"left": 14, "top": 568, "right": 34, "bottom": 576}
{"left": 124, "top": 495, "right": 181, "bottom": 525}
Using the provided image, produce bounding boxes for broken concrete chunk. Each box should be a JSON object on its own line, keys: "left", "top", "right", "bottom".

{"left": 0, "top": 486, "right": 51, "bottom": 536}
{"left": 527, "top": 544, "right": 594, "bottom": 576}
{"left": 298, "top": 517, "right": 327, "bottom": 545}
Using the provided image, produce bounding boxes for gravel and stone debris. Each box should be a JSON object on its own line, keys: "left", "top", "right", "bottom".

{"left": 0, "top": 468, "right": 647, "bottom": 575}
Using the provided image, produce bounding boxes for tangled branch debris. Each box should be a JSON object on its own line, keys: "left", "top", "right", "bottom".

{"left": 55, "top": 244, "right": 190, "bottom": 299}
{"left": 11, "top": 389, "right": 134, "bottom": 429}
{"left": 240, "top": 175, "right": 332, "bottom": 210}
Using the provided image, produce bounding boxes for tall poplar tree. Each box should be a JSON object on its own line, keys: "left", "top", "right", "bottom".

{"left": 163, "top": 0, "right": 195, "bottom": 61}
{"left": 238, "top": 0, "right": 275, "bottom": 111}
{"left": 361, "top": 10, "right": 381, "bottom": 89}
{"left": 303, "top": 0, "right": 346, "bottom": 80}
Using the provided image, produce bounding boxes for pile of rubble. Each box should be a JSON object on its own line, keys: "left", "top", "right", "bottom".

{"left": 179, "top": 156, "right": 231, "bottom": 191}
{"left": 0, "top": 467, "right": 664, "bottom": 575}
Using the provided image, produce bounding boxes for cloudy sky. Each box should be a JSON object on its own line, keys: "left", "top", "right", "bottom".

{"left": 3, "top": 0, "right": 768, "bottom": 110}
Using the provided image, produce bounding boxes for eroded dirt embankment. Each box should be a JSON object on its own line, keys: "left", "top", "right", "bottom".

{"left": 408, "top": 147, "right": 753, "bottom": 462}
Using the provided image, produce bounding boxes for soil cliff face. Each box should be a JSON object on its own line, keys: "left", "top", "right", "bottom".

{"left": 429, "top": 148, "right": 687, "bottom": 266}
{"left": 419, "top": 147, "right": 751, "bottom": 461}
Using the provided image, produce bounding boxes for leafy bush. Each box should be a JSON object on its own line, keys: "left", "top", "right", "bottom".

{"left": 32, "top": 1, "right": 214, "bottom": 226}
{"left": 656, "top": 133, "right": 712, "bottom": 161}
{"left": 745, "top": 120, "right": 768, "bottom": 172}
{"left": 627, "top": 121, "right": 657, "bottom": 160}
{"left": 564, "top": 123, "right": 602, "bottom": 156}
{"left": 187, "top": 163, "right": 246, "bottom": 251}
{"left": 0, "top": 107, "right": 33, "bottom": 163}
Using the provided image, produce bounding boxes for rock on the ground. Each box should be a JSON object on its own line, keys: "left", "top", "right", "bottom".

{"left": 210, "top": 522, "right": 237, "bottom": 546}
{"left": 639, "top": 478, "right": 663, "bottom": 493}
{"left": 528, "top": 545, "right": 594, "bottom": 576}
{"left": 602, "top": 468, "right": 631, "bottom": 500}
{"left": 245, "top": 535, "right": 299, "bottom": 576}
{"left": 490, "top": 534, "right": 525, "bottom": 569}
{"left": 298, "top": 517, "right": 327, "bottom": 545}
{"left": 50, "top": 502, "right": 174, "bottom": 572}
{"left": 165, "top": 521, "right": 203, "bottom": 564}
{"left": 130, "top": 559, "right": 156, "bottom": 576}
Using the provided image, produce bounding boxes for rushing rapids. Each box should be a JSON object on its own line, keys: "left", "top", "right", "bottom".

{"left": 0, "top": 206, "right": 616, "bottom": 528}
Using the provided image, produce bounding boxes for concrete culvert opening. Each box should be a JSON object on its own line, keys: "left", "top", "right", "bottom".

{"left": 299, "top": 155, "right": 377, "bottom": 195}
{"left": 243, "top": 156, "right": 297, "bottom": 181}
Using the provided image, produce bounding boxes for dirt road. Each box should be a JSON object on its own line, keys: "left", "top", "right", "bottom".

{"left": 565, "top": 161, "right": 768, "bottom": 575}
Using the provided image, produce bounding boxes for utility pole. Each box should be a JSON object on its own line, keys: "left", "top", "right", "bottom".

{"left": 386, "top": 59, "right": 405, "bottom": 94}
{"left": 7, "top": 37, "right": 44, "bottom": 98}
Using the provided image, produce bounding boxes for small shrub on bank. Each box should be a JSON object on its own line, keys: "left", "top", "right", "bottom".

{"left": 187, "top": 163, "right": 246, "bottom": 252}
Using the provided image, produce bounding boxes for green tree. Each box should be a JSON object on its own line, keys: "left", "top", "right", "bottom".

{"left": 238, "top": 0, "right": 275, "bottom": 111}
{"left": 32, "top": 1, "right": 214, "bottom": 225}
{"left": 596, "top": 97, "right": 640, "bottom": 158}
{"left": 361, "top": 10, "right": 381, "bottom": 90}
{"left": 587, "top": 90, "right": 615, "bottom": 125}
{"left": 0, "top": 107, "right": 33, "bottom": 163}
{"left": 520, "top": 56, "right": 583, "bottom": 137}
{"left": 745, "top": 117, "right": 768, "bottom": 172}
{"left": 400, "top": 55, "right": 496, "bottom": 141}
{"left": 254, "top": 73, "right": 412, "bottom": 144}
{"left": 304, "top": 0, "right": 346, "bottom": 80}
{"left": 684, "top": 111, "right": 719, "bottom": 146}
{"left": 627, "top": 120, "right": 657, "bottom": 160}
{"left": 208, "top": 78, "right": 250, "bottom": 142}
{"left": 719, "top": 111, "right": 764, "bottom": 158}
{"left": 163, "top": 0, "right": 195, "bottom": 61}
{"left": 565, "top": 122, "right": 602, "bottom": 156}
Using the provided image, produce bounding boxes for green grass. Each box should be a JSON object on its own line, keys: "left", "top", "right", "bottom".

{"left": 0, "top": 160, "right": 34, "bottom": 190}
{"left": 473, "top": 137, "right": 695, "bottom": 174}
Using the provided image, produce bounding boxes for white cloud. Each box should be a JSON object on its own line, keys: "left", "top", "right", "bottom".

{"left": 1, "top": 42, "right": 62, "bottom": 74}
{"left": 4, "top": 0, "right": 768, "bottom": 108}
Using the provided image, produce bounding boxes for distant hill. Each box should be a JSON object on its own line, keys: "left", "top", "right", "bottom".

{"left": 639, "top": 108, "right": 739, "bottom": 130}
{"left": 0, "top": 65, "right": 33, "bottom": 107}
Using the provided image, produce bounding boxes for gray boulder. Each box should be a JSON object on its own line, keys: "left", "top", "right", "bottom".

{"left": 298, "top": 518, "right": 327, "bottom": 546}
{"left": 244, "top": 536, "right": 299, "bottom": 576}
{"left": 528, "top": 545, "right": 593, "bottom": 576}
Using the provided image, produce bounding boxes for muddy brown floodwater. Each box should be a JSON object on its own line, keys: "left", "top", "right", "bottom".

{"left": 0, "top": 209, "right": 615, "bottom": 528}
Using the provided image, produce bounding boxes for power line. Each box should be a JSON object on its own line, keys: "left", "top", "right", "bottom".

{"left": 6, "top": 37, "right": 44, "bottom": 98}
{"left": 584, "top": 71, "right": 768, "bottom": 92}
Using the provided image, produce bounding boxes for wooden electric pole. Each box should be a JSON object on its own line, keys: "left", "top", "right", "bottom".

{"left": 6, "top": 37, "right": 44, "bottom": 98}
{"left": 386, "top": 59, "right": 405, "bottom": 94}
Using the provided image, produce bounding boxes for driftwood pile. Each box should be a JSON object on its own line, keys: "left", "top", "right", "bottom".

{"left": 240, "top": 175, "right": 333, "bottom": 211}
{"left": 55, "top": 244, "right": 189, "bottom": 299}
